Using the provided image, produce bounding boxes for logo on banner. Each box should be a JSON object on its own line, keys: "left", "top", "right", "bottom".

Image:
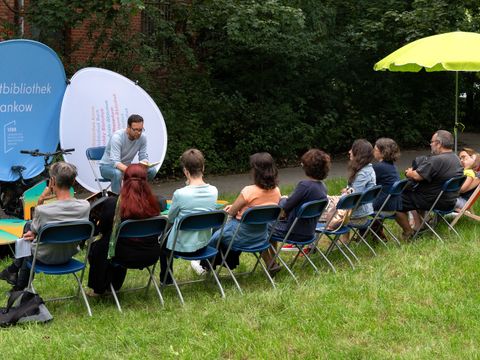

{"left": 0, "top": 40, "right": 66, "bottom": 181}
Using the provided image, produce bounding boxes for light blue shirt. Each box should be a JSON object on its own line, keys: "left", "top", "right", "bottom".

{"left": 99, "top": 129, "right": 148, "bottom": 167}
{"left": 167, "top": 184, "right": 218, "bottom": 252}
{"left": 350, "top": 163, "right": 376, "bottom": 218}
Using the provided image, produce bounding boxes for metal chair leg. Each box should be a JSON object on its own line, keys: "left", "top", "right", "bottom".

{"left": 110, "top": 283, "right": 122, "bottom": 313}
{"left": 74, "top": 273, "right": 92, "bottom": 317}
{"left": 205, "top": 259, "right": 225, "bottom": 299}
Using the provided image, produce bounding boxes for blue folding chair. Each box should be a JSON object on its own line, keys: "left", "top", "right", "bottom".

{"left": 26, "top": 220, "right": 94, "bottom": 316}
{"left": 315, "top": 193, "right": 362, "bottom": 270}
{"left": 218, "top": 205, "right": 281, "bottom": 293}
{"left": 86, "top": 146, "right": 111, "bottom": 195}
{"left": 109, "top": 216, "right": 168, "bottom": 313}
{"left": 413, "top": 175, "right": 466, "bottom": 242}
{"left": 164, "top": 210, "right": 228, "bottom": 305}
{"left": 347, "top": 186, "right": 383, "bottom": 256}
{"left": 270, "top": 199, "right": 335, "bottom": 279}
{"left": 366, "top": 179, "right": 410, "bottom": 246}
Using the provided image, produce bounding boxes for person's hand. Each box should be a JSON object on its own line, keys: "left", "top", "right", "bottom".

{"left": 23, "top": 230, "right": 35, "bottom": 241}
{"left": 405, "top": 167, "right": 413, "bottom": 178}
{"left": 38, "top": 183, "right": 55, "bottom": 205}
{"left": 224, "top": 205, "right": 232, "bottom": 212}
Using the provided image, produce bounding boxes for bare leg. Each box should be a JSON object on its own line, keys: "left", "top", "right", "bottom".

{"left": 396, "top": 211, "right": 414, "bottom": 236}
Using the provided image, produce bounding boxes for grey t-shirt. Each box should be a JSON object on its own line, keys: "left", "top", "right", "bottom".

{"left": 416, "top": 151, "right": 463, "bottom": 205}
{"left": 31, "top": 199, "right": 90, "bottom": 264}
{"left": 99, "top": 129, "right": 148, "bottom": 167}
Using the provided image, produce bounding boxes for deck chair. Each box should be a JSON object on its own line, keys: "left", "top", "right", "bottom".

{"left": 164, "top": 210, "right": 228, "bottom": 306}
{"left": 109, "top": 216, "right": 168, "bottom": 313}
{"left": 363, "top": 179, "right": 410, "bottom": 247}
{"left": 347, "top": 186, "right": 383, "bottom": 256}
{"left": 412, "top": 175, "right": 466, "bottom": 242}
{"left": 26, "top": 220, "right": 94, "bottom": 316}
{"left": 86, "top": 146, "right": 111, "bottom": 195}
{"left": 315, "top": 192, "right": 362, "bottom": 270}
{"left": 270, "top": 199, "right": 335, "bottom": 279}
{"left": 218, "top": 205, "right": 281, "bottom": 293}
{"left": 450, "top": 184, "right": 480, "bottom": 227}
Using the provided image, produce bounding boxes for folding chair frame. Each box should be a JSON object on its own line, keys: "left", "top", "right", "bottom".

{"left": 163, "top": 210, "right": 228, "bottom": 305}
{"left": 360, "top": 179, "right": 410, "bottom": 248}
{"left": 348, "top": 186, "right": 383, "bottom": 257}
{"left": 270, "top": 199, "right": 335, "bottom": 279}
{"left": 450, "top": 184, "right": 480, "bottom": 227}
{"left": 216, "top": 205, "right": 283, "bottom": 293}
{"left": 108, "top": 216, "right": 168, "bottom": 313}
{"left": 412, "top": 175, "right": 466, "bottom": 242}
{"left": 315, "top": 193, "right": 362, "bottom": 270}
{"left": 26, "top": 220, "right": 95, "bottom": 316}
{"left": 86, "top": 146, "right": 111, "bottom": 196}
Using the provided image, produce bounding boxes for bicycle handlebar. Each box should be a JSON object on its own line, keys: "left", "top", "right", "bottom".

{"left": 19, "top": 148, "right": 75, "bottom": 157}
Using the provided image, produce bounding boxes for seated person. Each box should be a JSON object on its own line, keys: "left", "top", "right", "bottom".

{"left": 328, "top": 139, "right": 376, "bottom": 244}
{"left": 456, "top": 147, "right": 480, "bottom": 210}
{"left": 396, "top": 130, "right": 463, "bottom": 238}
{"left": 99, "top": 114, "right": 157, "bottom": 194}
{"left": 87, "top": 164, "right": 166, "bottom": 295}
{"left": 193, "top": 152, "right": 281, "bottom": 275}
{"left": 160, "top": 149, "right": 218, "bottom": 284}
{"left": 276, "top": 149, "right": 330, "bottom": 251}
{"left": 371, "top": 138, "right": 402, "bottom": 238}
{"left": 0, "top": 162, "right": 90, "bottom": 291}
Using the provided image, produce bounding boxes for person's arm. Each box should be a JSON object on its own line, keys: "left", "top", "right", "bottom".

{"left": 405, "top": 167, "right": 424, "bottom": 182}
{"left": 282, "top": 182, "right": 306, "bottom": 214}
{"left": 138, "top": 135, "right": 149, "bottom": 163}
{"left": 110, "top": 134, "right": 127, "bottom": 172}
{"left": 37, "top": 181, "right": 55, "bottom": 205}
{"left": 224, "top": 193, "right": 247, "bottom": 217}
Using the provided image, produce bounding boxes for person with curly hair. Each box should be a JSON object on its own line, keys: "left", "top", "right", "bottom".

{"left": 276, "top": 149, "right": 330, "bottom": 251}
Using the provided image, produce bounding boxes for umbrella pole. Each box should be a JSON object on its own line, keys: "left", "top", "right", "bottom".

{"left": 454, "top": 71, "right": 459, "bottom": 152}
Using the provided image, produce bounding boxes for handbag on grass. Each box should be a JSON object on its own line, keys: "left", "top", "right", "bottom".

{"left": 319, "top": 195, "right": 353, "bottom": 232}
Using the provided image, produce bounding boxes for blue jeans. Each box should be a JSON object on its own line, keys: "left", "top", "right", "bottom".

{"left": 100, "top": 164, "right": 157, "bottom": 193}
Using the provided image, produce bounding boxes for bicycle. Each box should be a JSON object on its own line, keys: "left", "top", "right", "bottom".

{"left": 0, "top": 148, "right": 75, "bottom": 220}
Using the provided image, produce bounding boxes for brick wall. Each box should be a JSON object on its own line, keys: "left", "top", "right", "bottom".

{"left": 1, "top": 1, "right": 141, "bottom": 66}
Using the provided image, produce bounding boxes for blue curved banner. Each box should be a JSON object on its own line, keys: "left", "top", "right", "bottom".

{"left": 0, "top": 40, "right": 66, "bottom": 181}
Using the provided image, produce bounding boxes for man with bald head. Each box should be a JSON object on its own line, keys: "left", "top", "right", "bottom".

{"left": 396, "top": 130, "right": 462, "bottom": 238}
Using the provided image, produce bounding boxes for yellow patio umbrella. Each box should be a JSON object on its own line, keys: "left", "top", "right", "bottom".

{"left": 374, "top": 31, "right": 480, "bottom": 151}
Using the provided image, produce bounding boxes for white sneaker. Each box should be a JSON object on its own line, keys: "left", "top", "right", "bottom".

{"left": 190, "top": 260, "right": 207, "bottom": 275}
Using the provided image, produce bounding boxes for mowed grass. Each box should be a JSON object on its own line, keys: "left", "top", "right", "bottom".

{"left": 0, "top": 178, "right": 479, "bottom": 359}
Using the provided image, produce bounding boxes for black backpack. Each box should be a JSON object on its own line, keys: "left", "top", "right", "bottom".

{"left": 0, "top": 290, "right": 53, "bottom": 326}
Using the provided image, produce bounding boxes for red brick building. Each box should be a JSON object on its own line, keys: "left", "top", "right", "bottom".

{"left": 1, "top": 0, "right": 143, "bottom": 67}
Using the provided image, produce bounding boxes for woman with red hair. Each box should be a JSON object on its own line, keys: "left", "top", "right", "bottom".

{"left": 87, "top": 164, "right": 166, "bottom": 296}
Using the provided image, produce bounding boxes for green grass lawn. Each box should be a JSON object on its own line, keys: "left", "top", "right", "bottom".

{"left": 0, "top": 178, "right": 479, "bottom": 359}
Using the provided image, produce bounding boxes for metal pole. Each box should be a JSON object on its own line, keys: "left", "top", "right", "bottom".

{"left": 454, "top": 71, "right": 459, "bottom": 152}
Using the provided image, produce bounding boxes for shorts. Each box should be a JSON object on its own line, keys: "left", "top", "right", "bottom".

{"left": 401, "top": 189, "right": 454, "bottom": 212}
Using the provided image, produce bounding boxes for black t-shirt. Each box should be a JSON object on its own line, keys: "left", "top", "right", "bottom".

{"left": 415, "top": 151, "right": 463, "bottom": 204}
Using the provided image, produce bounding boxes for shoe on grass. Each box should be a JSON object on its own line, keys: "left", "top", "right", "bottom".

{"left": 190, "top": 260, "right": 207, "bottom": 276}
{"left": 0, "top": 268, "right": 18, "bottom": 286}
{"left": 281, "top": 244, "right": 298, "bottom": 252}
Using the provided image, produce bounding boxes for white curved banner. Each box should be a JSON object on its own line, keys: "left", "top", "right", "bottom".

{"left": 59, "top": 67, "right": 167, "bottom": 193}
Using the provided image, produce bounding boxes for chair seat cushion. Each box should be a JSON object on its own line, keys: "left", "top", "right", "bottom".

{"left": 27, "top": 258, "right": 85, "bottom": 275}
{"left": 315, "top": 223, "right": 351, "bottom": 235}
{"left": 174, "top": 246, "right": 218, "bottom": 260}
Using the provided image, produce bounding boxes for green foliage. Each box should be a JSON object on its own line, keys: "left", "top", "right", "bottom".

{"left": 3, "top": 0, "right": 480, "bottom": 175}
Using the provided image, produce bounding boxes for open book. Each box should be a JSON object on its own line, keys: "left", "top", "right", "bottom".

{"left": 139, "top": 160, "right": 162, "bottom": 168}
